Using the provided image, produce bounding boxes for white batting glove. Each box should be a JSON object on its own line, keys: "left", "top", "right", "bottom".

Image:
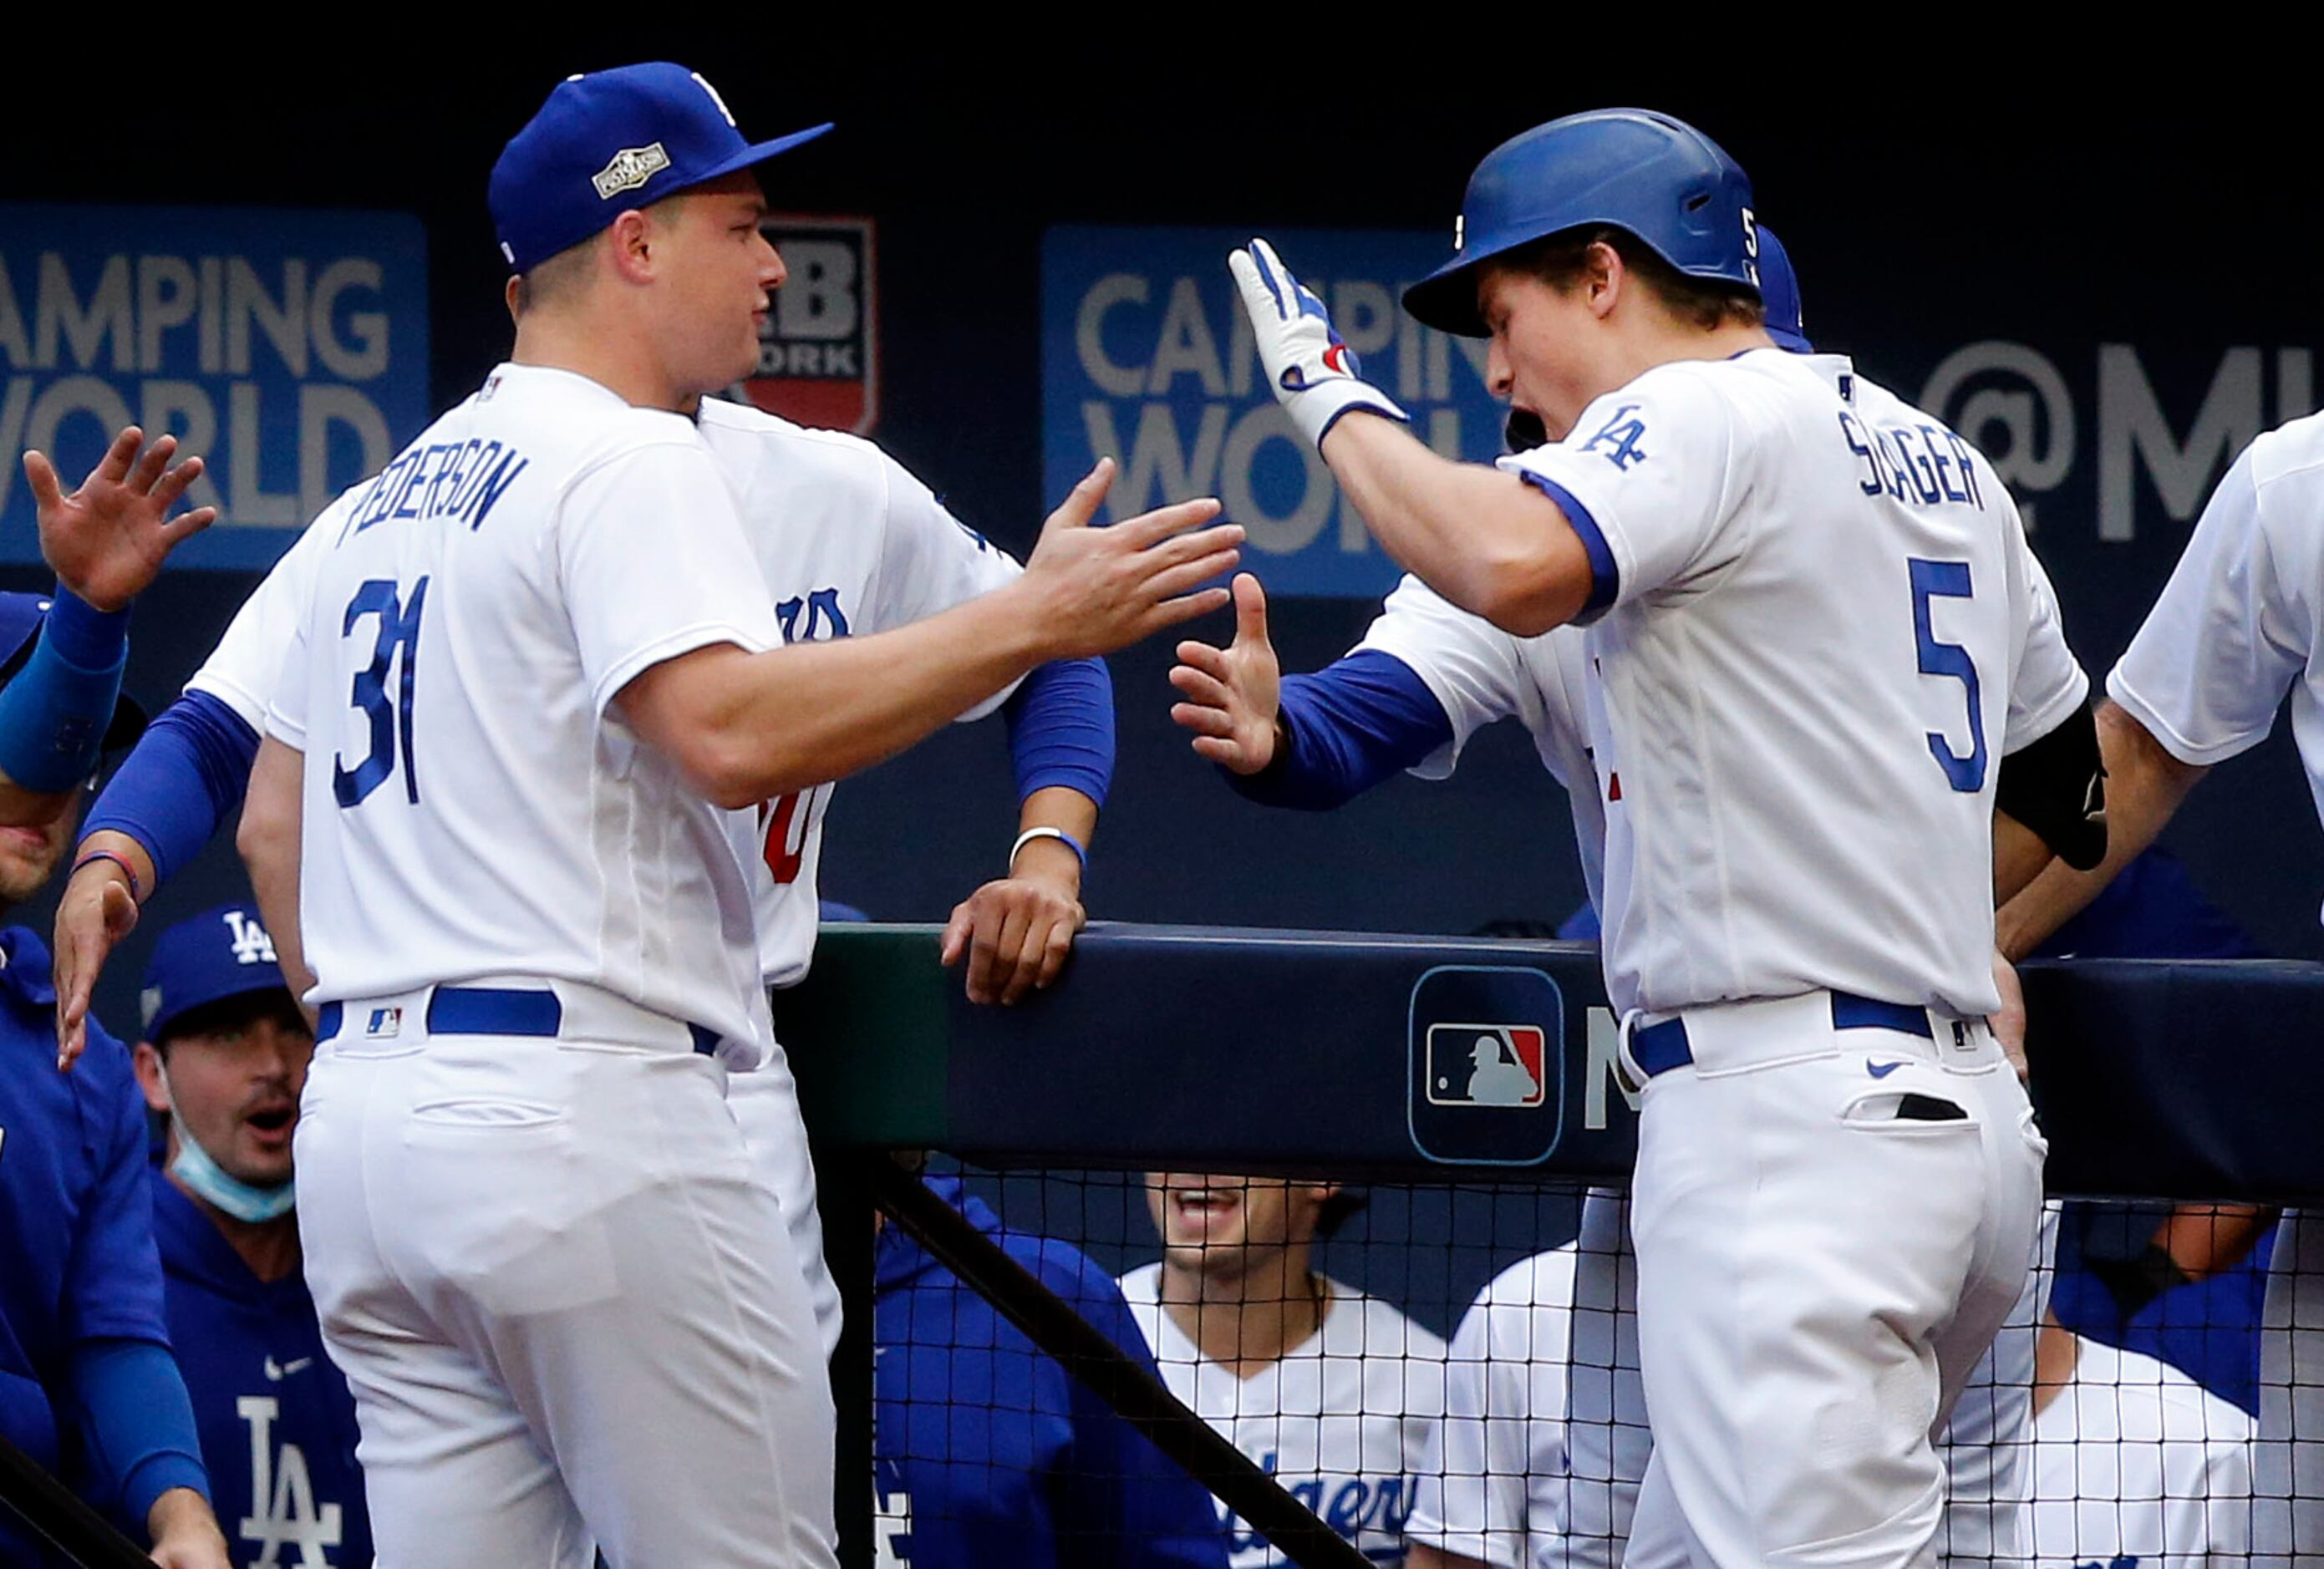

{"left": 1228, "top": 238, "right": 1408, "bottom": 449}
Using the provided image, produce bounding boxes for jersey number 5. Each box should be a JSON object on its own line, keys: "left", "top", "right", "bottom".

{"left": 1909, "top": 557, "right": 1986, "bottom": 793}
{"left": 334, "top": 577, "right": 430, "bottom": 809}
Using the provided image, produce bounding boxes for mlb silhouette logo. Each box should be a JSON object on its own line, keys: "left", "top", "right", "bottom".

{"left": 1408, "top": 966, "right": 1564, "bottom": 1166}
{"left": 1426, "top": 1023, "right": 1547, "bottom": 1107}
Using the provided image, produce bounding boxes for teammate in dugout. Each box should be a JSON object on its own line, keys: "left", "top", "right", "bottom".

{"left": 1996, "top": 405, "right": 2324, "bottom": 1569}
{"left": 53, "top": 74, "right": 1149, "bottom": 1382}
{"left": 219, "top": 63, "right": 1234, "bottom": 1567}
{"left": 1119, "top": 1175, "right": 1446, "bottom": 1566}
{"left": 1174, "top": 222, "right": 2082, "bottom": 1567}
{"left": 1210, "top": 109, "right": 2107, "bottom": 1567}
{"left": 132, "top": 904, "right": 370, "bottom": 1568}
{"left": 0, "top": 592, "right": 231, "bottom": 1569}
{"left": 0, "top": 426, "right": 214, "bottom": 830}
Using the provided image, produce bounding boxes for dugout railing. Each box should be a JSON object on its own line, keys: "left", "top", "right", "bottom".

{"left": 6, "top": 926, "right": 2311, "bottom": 1565}
{"left": 786, "top": 925, "right": 2324, "bottom": 1569}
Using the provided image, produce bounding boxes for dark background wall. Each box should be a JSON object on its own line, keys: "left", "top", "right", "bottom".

{"left": 9, "top": 39, "right": 2321, "bottom": 1039}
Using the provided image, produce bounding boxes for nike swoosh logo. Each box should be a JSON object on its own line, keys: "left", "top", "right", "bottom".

{"left": 263, "top": 1357, "right": 314, "bottom": 1381}
{"left": 1867, "top": 1059, "right": 1909, "bottom": 1079}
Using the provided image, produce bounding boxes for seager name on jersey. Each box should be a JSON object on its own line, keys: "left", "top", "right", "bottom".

{"left": 1836, "top": 406, "right": 1986, "bottom": 510}
{"left": 340, "top": 437, "right": 533, "bottom": 537}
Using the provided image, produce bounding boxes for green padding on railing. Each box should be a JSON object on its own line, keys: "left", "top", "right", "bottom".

{"left": 775, "top": 924, "right": 952, "bottom": 1147}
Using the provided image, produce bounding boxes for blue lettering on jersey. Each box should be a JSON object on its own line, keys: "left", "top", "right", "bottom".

{"left": 1836, "top": 414, "right": 1987, "bottom": 512}
{"left": 1580, "top": 404, "right": 1650, "bottom": 470}
{"left": 1219, "top": 1450, "right": 1411, "bottom": 1563}
{"left": 343, "top": 440, "right": 531, "bottom": 538}
{"left": 777, "top": 587, "right": 852, "bottom": 644}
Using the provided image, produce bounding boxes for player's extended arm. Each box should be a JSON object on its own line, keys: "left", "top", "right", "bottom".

{"left": 1228, "top": 240, "right": 1594, "bottom": 637}
{"left": 53, "top": 693, "right": 262, "bottom": 1068}
{"left": 0, "top": 428, "right": 217, "bottom": 825}
{"left": 1996, "top": 701, "right": 2204, "bottom": 961}
{"left": 618, "top": 464, "right": 1238, "bottom": 807}
{"left": 238, "top": 735, "right": 317, "bottom": 1024}
{"left": 1168, "top": 574, "right": 1455, "bottom": 806}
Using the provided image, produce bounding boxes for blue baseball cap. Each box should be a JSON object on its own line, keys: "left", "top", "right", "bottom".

{"left": 490, "top": 62, "right": 831, "bottom": 272}
{"left": 140, "top": 903, "right": 296, "bottom": 1043}
{"left": 1757, "top": 226, "right": 1812, "bottom": 353}
{"left": 0, "top": 592, "right": 145, "bottom": 751}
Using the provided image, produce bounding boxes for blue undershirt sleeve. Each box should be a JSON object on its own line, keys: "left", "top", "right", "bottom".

{"left": 80, "top": 690, "right": 260, "bottom": 885}
{"left": 0, "top": 588, "right": 131, "bottom": 791}
{"left": 66, "top": 1338, "right": 210, "bottom": 1526}
{"left": 1226, "top": 648, "right": 1456, "bottom": 811}
{"left": 1001, "top": 656, "right": 1115, "bottom": 808}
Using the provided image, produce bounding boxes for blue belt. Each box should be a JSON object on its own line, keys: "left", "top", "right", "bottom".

{"left": 316, "top": 988, "right": 720, "bottom": 1056}
{"left": 1630, "top": 992, "right": 1933, "bottom": 1079}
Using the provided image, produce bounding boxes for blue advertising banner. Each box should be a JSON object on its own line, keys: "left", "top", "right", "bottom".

{"left": 1042, "top": 225, "right": 1503, "bottom": 599}
{"left": 0, "top": 206, "right": 430, "bottom": 570}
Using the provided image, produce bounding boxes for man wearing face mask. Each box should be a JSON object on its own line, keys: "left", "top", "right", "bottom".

{"left": 132, "top": 904, "right": 369, "bottom": 1568}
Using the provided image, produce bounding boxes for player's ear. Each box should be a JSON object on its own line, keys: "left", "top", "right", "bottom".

{"left": 606, "top": 211, "right": 659, "bottom": 286}
{"left": 132, "top": 1039, "right": 171, "bottom": 1115}
{"left": 1588, "top": 240, "right": 1625, "bottom": 319}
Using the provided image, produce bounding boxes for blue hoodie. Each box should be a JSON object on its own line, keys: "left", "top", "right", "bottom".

{"left": 874, "top": 1177, "right": 1230, "bottom": 1569}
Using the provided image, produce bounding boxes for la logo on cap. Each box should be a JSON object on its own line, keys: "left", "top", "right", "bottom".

{"left": 223, "top": 909, "right": 277, "bottom": 967}
{"left": 592, "top": 144, "right": 671, "bottom": 200}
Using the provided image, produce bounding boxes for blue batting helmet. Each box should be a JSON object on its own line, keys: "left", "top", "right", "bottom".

{"left": 1757, "top": 226, "right": 1810, "bottom": 353}
{"left": 1403, "top": 108, "right": 1759, "bottom": 338}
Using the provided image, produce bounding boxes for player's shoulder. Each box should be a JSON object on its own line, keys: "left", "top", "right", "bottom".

{"left": 1328, "top": 1277, "right": 1449, "bottom": 1360}
{"left": 1480, "top": 1242, "right": 1580, "bottom": 1311}
{"left": 694, "top": 397, "right": 902, "bottom": 490}
{"left": 475, "top": 364, "right": 709, "bottom": 475}
{"left": 2246, "top": 409, "right": 2324, "bottom": 498}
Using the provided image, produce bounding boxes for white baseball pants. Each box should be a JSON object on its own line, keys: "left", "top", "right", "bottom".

{"left": 297, "top": 1014, "right": 837, "bottom": 1567}
{"left": 1620, "top": 993, "right": 2046, "bottom": 1569}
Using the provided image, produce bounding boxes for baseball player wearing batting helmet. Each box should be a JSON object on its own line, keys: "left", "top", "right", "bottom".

{"left": 1223, "top": 108, "right": 2105, "bottom": 1566}
{"left": 1182, "top": 227, "right": 2070, "bottom": 1567}
{"left": 220, "top": 63, "right": 1233, "bottom": 1568}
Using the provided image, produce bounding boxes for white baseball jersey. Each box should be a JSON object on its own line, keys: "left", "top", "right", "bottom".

{"left": 1502, "top": 348, "right": 2088, "bottom": 1018}
{"left": 1355, "top": 577, "right": 1606, "bottom": 914}
{"left": 197, "top": 396, "right": 1030, "bottom": 991}
{"left": 2110, "top": 411, "right": 2324, "bottom": 906}
{"left": 1404, "top": 1201, "right": 1645, "bottom": 1569}
{"left": 265, "top": 363, "right": 782, "bottom": 1059}
{"left": 691, "top": 397, "right": 1027, "bottom": 986}
{"left": 1117, "top": 1264, "right": 1447, "bottom": 1566}
{"left": 2029, "top": 1339, "right": 2254, "bottom": 1569}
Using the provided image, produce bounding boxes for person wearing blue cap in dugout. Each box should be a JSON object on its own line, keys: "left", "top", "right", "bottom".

{"left": 0, "top": 591, "right": 231, "bottom": 1568}
{"left": 2, "top": 423, "right": 214, "bottom": 829}
{"left": 132, "top": 905, "right": 370, "bottom": 1567}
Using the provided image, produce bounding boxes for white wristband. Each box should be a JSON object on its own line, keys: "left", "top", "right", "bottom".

{"left": 1010, "top": 825, "right": 1087, "bottom": 874}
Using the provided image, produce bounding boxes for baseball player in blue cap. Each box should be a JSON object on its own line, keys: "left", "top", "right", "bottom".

{"left": 132, "top": 904, "right": 369, "bottom": 1567}
{"left": 0, "top": 590, "right": 230, "bottom": 1566}
{"left": 1, "top": 424, "right": 211, "bottom": 827}
{"left": 203, "top": 62, "right": 1231, "bottom": 1567}
{"left": 1214, "top": 109, "right": 2108, "bottom": 1566}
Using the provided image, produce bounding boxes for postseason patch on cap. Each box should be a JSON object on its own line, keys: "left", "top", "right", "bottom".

{"left": 592, "top": 143, "right": 671, "bottom": 200}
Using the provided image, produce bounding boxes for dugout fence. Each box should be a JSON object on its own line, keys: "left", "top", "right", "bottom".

{"left": 789, "top": 926, "right": 2323, "bottom": 1569}
{"left": 3, "top": 927, "right": 2311, "bottom": 1566}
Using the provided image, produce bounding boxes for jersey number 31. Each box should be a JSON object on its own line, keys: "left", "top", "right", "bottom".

{"left": 334, "top": 577, "right": 430, "bottom": 809}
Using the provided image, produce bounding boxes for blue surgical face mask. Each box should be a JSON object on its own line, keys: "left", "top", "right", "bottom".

{"left": 168, "top": 1115, "right": 295, "bottom": 1224}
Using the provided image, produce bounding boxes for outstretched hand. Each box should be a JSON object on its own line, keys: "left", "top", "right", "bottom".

{"left": 53, "top": 851, "right": 142, "bottom": 1070}
{"left": 940, "top": 849, "right": 1086, "bottom": 1006}
{"left": 1019, "top": 460, "right": 1242, "bottom": 660}
{"left": 1169, "top": 573, "right": 1281, "bottom": 774}
{"left": 25, "top": 426, "right": 217, "bottom": 612}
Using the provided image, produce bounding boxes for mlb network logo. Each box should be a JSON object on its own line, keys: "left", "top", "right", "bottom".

{"left": 1426, "top": 1023, "right": 1547, "bottom": 1108}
